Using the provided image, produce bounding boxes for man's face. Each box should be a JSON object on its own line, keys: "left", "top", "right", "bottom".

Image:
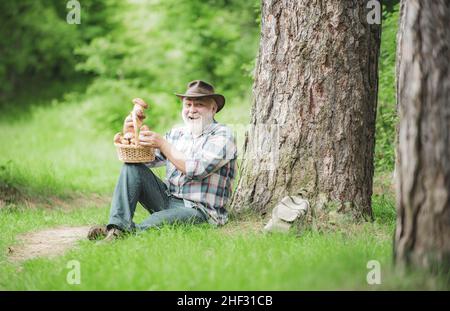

{"left": 181, "top": 97, "right": 216, "bottom": 134}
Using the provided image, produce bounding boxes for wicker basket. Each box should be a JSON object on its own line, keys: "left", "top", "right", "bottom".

{"left": 115, "top": 142, "right": 155, "bottom": 163}
{"left": 114, "top": 110, "right": 155, "bottom": 163}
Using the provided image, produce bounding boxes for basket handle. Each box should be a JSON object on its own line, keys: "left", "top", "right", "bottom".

{"left": 132, "top": 111, "right": 140, "bottom": 146}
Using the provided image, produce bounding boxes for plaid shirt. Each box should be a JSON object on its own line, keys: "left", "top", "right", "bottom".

{"left": 145, "top": 120, "right": 237, "bottom": 226}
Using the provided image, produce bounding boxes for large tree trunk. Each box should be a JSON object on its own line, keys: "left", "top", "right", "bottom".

{"left": 231, "top": 0, "right": 381, "bottom": 219}
{"left": 394, "top": 0, "right": 450, "bottom": 272}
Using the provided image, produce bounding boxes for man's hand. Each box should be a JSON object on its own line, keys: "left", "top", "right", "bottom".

{"left": 139, "top": 130, "right": 165, "bottom": 148}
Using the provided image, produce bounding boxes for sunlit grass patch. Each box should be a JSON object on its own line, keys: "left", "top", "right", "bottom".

{"left": 1, "top": 196, "right": 447, "bottom": 290}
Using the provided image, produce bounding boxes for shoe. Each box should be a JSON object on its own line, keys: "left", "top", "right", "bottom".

{"left": 96, "top": 228, "right": 124, "bottom": 244}
{"left": 87, "top": 225, "right": 107, "bottom": 240}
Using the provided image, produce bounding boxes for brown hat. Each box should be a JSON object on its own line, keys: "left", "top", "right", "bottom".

{"left": 175, "top": 80, "right": 225, "bottom": 113}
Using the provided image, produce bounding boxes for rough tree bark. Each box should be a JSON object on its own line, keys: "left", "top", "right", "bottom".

{"left": 394, "top": 0, "right": 450, "bottom": 272}
{"left": 231, "top": 0, "right": 381, "bottom": 219}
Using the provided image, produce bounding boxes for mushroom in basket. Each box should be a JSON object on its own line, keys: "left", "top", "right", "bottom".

{"left": 116, "top": 98, "right": 149, "bottom": 145}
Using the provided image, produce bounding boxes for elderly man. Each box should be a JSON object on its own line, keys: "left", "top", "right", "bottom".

{"left": 88, "top": 80, "right": 237, "bottom": 242}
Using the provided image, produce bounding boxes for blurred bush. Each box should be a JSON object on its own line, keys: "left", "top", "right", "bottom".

{"left": 0, "top": 0, "right": 123, "bottom": 103}
{"left": 74, "top": 0, "right": 260, "bottom": 133}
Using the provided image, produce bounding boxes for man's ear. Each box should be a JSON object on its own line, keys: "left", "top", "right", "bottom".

{"left": 210, "top": 101, "right": 217, "bottom": 114}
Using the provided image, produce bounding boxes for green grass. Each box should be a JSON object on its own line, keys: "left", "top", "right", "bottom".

{"left": 0, "top": 100, "right": 117, "bottom": 197}
{"left": 0, "top": 195, "right": 448, "bottom": 290}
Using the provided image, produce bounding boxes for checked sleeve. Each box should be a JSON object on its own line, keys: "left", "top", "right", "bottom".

{"left": 185, "top": 128, "right": 236, "bottom": 180}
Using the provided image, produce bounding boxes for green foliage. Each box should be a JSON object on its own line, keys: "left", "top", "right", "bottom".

{"left": 0, "top": 0, "right": 123, "bottom": 103}
{"left": 0, "top": 1, "right": 75, "bottom": 98}
{"left": 73, "top": 0, "right": 260, "bottom": 133}
{"left": 375, "top": 4, "right": 400, "bottom": 172}
{"left": 81, "top": 79, "right": 180, "bottom": 135}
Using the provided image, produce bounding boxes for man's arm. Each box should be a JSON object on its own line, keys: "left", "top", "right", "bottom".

{"left": 139, "top": 127, "right": 236, "bottom": 179}
{"left": 159, "top": 140, "right": 187, "bottom": 174}
{"left": 184, "top": 129, "right": 236, "bottom": 180}
{"left": 139, "top": 130, "right": 187, "bottom": 173}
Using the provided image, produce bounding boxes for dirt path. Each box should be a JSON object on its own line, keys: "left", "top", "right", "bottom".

{"left": 7, "top": 226, "right": 91, "bottom": 263}
{"left": 5, "top": 217, "right": 266, "bottom": 263}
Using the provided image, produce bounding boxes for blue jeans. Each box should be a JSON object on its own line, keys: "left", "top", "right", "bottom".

{"left": 107, "top": 163, "right": 207, "bottom": 232}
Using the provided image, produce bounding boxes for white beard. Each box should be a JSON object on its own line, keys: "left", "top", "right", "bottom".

{"left": 182, "top": 111, "right": 214, "bottom": 137}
